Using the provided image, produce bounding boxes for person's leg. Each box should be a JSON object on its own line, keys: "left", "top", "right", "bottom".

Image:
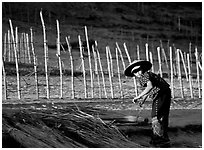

{"left": 151, "top": 97, "right": 163, "bottom": 145}
{"left": 158, "top": 89, "right": 171, "bottom": 140}
{"left": 150, "top": 90, "right": 171, "bottom": 146}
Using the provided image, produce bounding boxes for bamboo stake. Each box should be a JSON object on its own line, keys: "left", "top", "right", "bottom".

{"left": 30, "top": 28, "right": 39, "bottom": 99}
{"left": 123, "top": 43, "right": 131, "bottom": 62}
{"left": 169, "top": 47, "right": 174, "bottom": 98}
{"left": 2, "top": 60, "right": 7, "bottom": 100}
{"left": 92, "top": 45, "right": 101, "bottom": 98}
{"left": 160, "top": 40, "right": 170, "bottom": 78}
{"left": 136, "top": 44, "right": 140, "bottom": 60}
{"left": 22, "top": 33, "right": 25, "bottom": 63}
{"left": 10, "top": 33, "right": 14, "bottom": 62}
{"left": 8, "top": 30, "right": 11, "bottom": 62}
{"left": 26, "top": 33, "right": 31, "bottom": 64}
{"left": 107, "top": 46, "right": 114, "bottom": 77}
{"left": 123, "top": 42, "right": 138, "bottom": 96}
{"left": 78, "top": 35, "right": 87, "bottom": 98}
{"left": 23, "top": 33, "right": 28, "bottom": 63}
{"left": 189, "top": 42, "right": 192, "bottom": 66}
{"left": 177, "top": 49, "right": 184, "bottom": 98}
{"left": 66, "top": 36, "right": 75, "bottom": 99}
{"left": 106, "top": 46, "right": 114, "bottom": 98}
{"left": 9, "top": 20, "right": 21, "bottom": 99}
{"left": 195, "top": 47, "right": 201, "bottom": 98}
{"left": 91, "top": 46, "right": 96, "bottom": 97}
{"left": 19, "top": 34, "right": 23, "bottom": 63}
{"left": 95, "top": 41, "right": 107, "bottom": 98}
{"left": 145, "top": 43, "right": 149, "bottom": 61}
{"left": 173, "top": 44, "right": 178, "bottom": 77}
{"left": 3, "top": 33, "right": 7, "bottom": 61}
{"left": 40, "top": 10, "right": 50, "bottom": 99}
{"left": 183, "top": 52, "right": 187, "bottom": 64}
{"left": 179, "top": 49, "right": 189, "bottom": 81}
{"left": 20, "top": 33, "right": 24, "bottom": 63}
{"left": 84, "top": 26, "right": 93, "bottom": 98}
{"left": 157, "top": 47, "right": 162, "bottom": 77}
{"left": 187, "top": 53, "right": 193, "bottom": 98}
{"left": 15, "top": 27, "right": 20, "bottom": 63}
{"left": 116, "top": 42, "right": 126, "bottom": 71}
{"left": 56, "top": 20, "right": 63, "bottom": 99}
{"left": 149, "top": 51, "right": 154, "bottom": 72}
{"left": 116, "top": 48, "right": 123, "bottom": 98}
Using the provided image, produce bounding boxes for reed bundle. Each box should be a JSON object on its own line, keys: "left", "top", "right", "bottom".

{"left": 2, "top": 106, "right": 142, "bottom": 148}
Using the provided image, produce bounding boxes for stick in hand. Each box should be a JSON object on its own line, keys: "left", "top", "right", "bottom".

{"left": 132, "top": 94, "right": 148, "bottom": 107}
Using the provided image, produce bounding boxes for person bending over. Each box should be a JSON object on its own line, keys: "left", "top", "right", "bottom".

{"left": 124, "top": 60, "right": 171, "bottom": 147}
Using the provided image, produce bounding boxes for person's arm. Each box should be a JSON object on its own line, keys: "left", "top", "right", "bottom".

{"left": 138, "top": 80, "right": 153, "bottom": 98}
{"left": 133, "top": 80, "right": 153, "bottom": 103}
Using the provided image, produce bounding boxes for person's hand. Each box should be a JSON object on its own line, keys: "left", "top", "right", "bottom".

{"left": 132, "top": 96, "right": 140, "bottom": 103}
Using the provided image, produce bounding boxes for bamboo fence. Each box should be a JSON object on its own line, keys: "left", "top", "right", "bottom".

{"left": 2, "top": 17, "right": 202, "bottom": 101}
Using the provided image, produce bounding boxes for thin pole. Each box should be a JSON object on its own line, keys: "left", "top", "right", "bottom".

{"left": 19, "top": 34, "right": 23, "bottom": 63}
{"left": 149, "top": 51, "right": 154, "bottom": 72}
{"left": 160, "top": 40, "right": 170, "bottom": 78}
{"left": 187, "top": 53, "right": 193, "bottom": 98}
{"left": 10, "top": 32, "right": 14, "bottom": 62}
{"left": 107, "top": 46, "right": 114, "bottom": 77}
{"left": 40, "top": 10, "right": 50, "bottom": 99}
{"left": 66, "top": 36, "right": 75, "bottom": 99}
{"left": 15, "top": 28, "right": 20, "bottom": 63}
{"left": 116, "top": 47, "right": 123, "bottom": 98}
{"left": 56, "top": 20, "right": 63, "bottom": 99}
{"left": 84, "top": 26, "right": 94, "bottom": 98}
{"left": 179, "top": 50, "right": 189, "bottom": 81}
{"left": 92, "top": 45, "right": 101, "bottom": 98}
{"left": 2, "top": 60, "right": 7, "bottom": 100}
{"left": 3, "top": 33, "right": 7, "bottom": 61}
{"left": 95, "top": 41, "right": 107, "bottom": 98}
{"left": 116, "top": 42, "right": 126, "bottom": 71}
{"left": 9, "top": 20, "right": 21, "bottom": 99}
{"left": 8, "top": 30, "right": 11, "bottom": 62}
{"left": 157, "top": 47, "right": 162, "bottom": 77}
{"left": 183, "top": 52, "right": 187, "bottom": 64}
{"left": 106, "top": 46, "right": 114, "bottom": 98}
{"left": 145, "top": 43, "right": 149, "bottom": 61}
{"left": 189, "top": 42, "right": 192, "bottom": 66}
{"left": 195, "top": 47, "right": 201, "bottom": 98}
{"left": 30, "top": 28, "right": 39, "bottom": 99}
{"left": 177, "top": 49, "right": 184, "bottom": 98}
{"left": 173, "top": 44, "right": 178, "bottom": 77}
{"left": 123, "top": 42, "right": 138, "bottom": 96}
{"left": 169, "top": 47, "right": 174, "bottom": 98}
{"left": 123, "top": 43, "right": 131, "bottom": 62}
{"left": 20, "top": 33, "right": 25, "bottom": 63}
{"left": 78, "top": 35, "right": 87, "bottom": 98}
{"left": 23, "top": 33, "right": 28, "bottom": 63}
{"left": 162, "top": 47, "right": 170, "bottom": 78}
{"left": 136, "top": 44, "right": 140, "bottom": 60}
{"left": 26, "top": 33, "right": 31, "bottom": 64}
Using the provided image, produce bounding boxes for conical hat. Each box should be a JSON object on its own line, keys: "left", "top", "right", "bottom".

{"left": 124, "top": 60, "right": 152, "bottom": 77}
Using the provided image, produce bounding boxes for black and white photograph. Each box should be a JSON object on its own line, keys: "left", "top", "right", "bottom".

{"left": 2, "top": 1, "right": 202, "bottom": 148}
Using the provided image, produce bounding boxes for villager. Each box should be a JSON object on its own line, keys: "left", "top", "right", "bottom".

{"left": 124, "top": 60, "right": 171, "bottom": 147}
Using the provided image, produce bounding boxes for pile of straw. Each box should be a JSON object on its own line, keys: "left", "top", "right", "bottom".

{"left": 2, "top": 105, "right": 142, "bottom": 148}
